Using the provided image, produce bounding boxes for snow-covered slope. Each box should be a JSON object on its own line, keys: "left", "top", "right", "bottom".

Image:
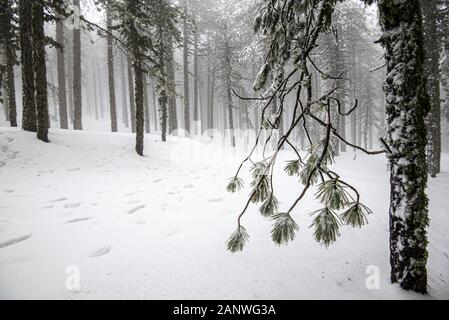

{"left": 0, "top": 127, "right": 447, "bottom": 299}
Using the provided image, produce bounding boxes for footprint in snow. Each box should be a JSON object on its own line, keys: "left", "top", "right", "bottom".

{"left": 89, "top": 246, "right": 111, "bottom": 258}
{"left": 184, "top": 184, "right": 194, "bottom": 189}
{"left": 5, "top": 137, "right": 15, "bottom": 143}
{"left": 208, "top": 198, "right": 223, "bottom": 203}
{"left": 49, "top": 197, "right": 68, "bottom": 203}
{"left": 0, "top": 234, "right": 33, "bottom": 249}
{"left": 66, "top": 217, "right": 92, "bottom": 224}
{"left": 127, "top": 204, "right": 146, "bottom": 215}
{"left": 64, "top": 202, "right": 81, "bottom": 209}
{"left": 4, "top": 190, "right": 14, "bottom": 193}
{"left": 153, "top": 178, "right": 163, "bottom": 183}
{"left": 126, "top": 200, "right": 140, "bottom": 204}
{"left": 66, "top": 168, "right": 81, "bottom": 172}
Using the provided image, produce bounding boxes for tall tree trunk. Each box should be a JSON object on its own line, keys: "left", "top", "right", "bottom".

{"left": 72, "top": 0, "right": 82, "bottom": 130}
{"left": 224, "top": 37, "right": 235, "bottom": 147}
{"left": 32, "top": 0, "right": 49, "bottom": 142}
{"left": 182, "top": 4, "right": 190, "bottom": 135}
{"left": 167, "top": 38, "right": 178, "bottom": 134}
{"left": 120, "top": 52, "right": 129, "bottom": 128}
{"left": 56, "top": 14, "right": 68, "bottom": 129}
{"left": 193, "top": 23, "right": 199, "bottom": 135}
{"left": 92, "top": 66, "right": 99, "bottom": 121}
{"left": 422, "top": 0, "right": 441, "bottom": 177}
{"left": 0, "top": 0, "right": 17, "bottom": 127}
{"left": 379, "top": 0, "right": 429, "bottom": 294}
{"left": 106, "top": 8, "right": 118, "bottom": 132}
{"left": 127, "top": 0, "right": 144, "bottom": 155}
{"left": 127, "top": 56, "right": 136, "bottom": 133}
{"left": 143, "top": 73, "right": 150, "bottom": 133}
{"left": 19, "top": 0, "right": 36, "bottom": 132}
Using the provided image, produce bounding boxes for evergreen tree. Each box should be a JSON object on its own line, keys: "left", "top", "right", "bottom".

{"left": 106, "top": 7, "right": 118, "bottom": 132}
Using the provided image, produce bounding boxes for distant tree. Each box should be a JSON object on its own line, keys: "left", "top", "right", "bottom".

{"left": 0, "top": 0, "right": 18, "bottom": 127}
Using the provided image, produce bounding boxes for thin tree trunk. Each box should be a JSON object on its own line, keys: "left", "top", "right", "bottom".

{"left": 19, "top": 0, "right": 36, "bottom": 132}
{"left": 72, "top": 0, "right": 82, "bottom": 130}
{"left": 127, "top": 56, "right": 136, "bottom": 133}
{"left": 143, "top": 73, "right": 150, "bottom": 133}
{"left": 56, "top": 14, "right": 68, "bottom": 129}
{"left": 167, "top": 39, "right": 178, "bottom": 134}
{"left": 193, "top": 23, "right": 199, "bottom": 135}
{"left": 106, "top": 8, "right": 118, "bottom": 132}
{"left": 32, "top": 0, "right": 49, "bottom": 142}
{"left": 183, "top": 4, "right": 190, "bottom": 135}
{"left": 120, "top": 52, "right": 129, "bottom": 128}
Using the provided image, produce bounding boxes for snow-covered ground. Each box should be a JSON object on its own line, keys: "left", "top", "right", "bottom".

{"left": 0, "top": 126, "right": 448, "bottom": 299}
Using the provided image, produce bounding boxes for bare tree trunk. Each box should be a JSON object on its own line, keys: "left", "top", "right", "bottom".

{"left": 19, "top": 0, "right": 36, "bottom": 132}
{"left": 32, "top": 0, "right": 49, "bottom": 142}
{"left": 167, "top": 39, "right": 178, "bottom": 134}
{"left": 143, "top": 73, "right": 150, "bottom": 133}
{"left": 106, "top": 8, "right": 118, "bottom": 132}
{"left": 120, "top": 52, "right": 129, "bottom": 128}
{"left": 183, "top": 4, "right": 190, "bottom": 135}
{"left": 127, "top": 56, "right": 136, "bottom": 133}
{"left": 56, "top": 14, "right": 68, "bottom": 129}
{"left": 193, "top": 23, "right": 199, "bottom": 135}
{"left": 92, "top": 66, "right": 99, "bottom": 121}
{"left": 72, "top": 0, "right": 82, "bottom": 130}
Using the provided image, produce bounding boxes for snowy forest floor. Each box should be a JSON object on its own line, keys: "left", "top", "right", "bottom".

{"left": 0, "top": 126, "right": 448, "bottom": 299}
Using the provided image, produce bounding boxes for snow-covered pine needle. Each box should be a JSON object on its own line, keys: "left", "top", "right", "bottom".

{"left": 316, "top": 179, "right": 351, "bottom": 210}
{"left": 226, "top": 226, "right": 250, "bottom": 253}
{"left": 284, "top": 159, "right": 301, "bottom": 176}
{"left": 226, "top": 176, "right": 244, "bottom": 193}
{"left": 259, "top": 193, "right": 279, "bottom": 217}
{"left": 340, "top": 202, "right": 372, "bottom": 228}
{"left": 310, "top": 207, "right": 341, "bottom": 247}
{"left": 271, "top": 213, "right": 299, "bottom": 245}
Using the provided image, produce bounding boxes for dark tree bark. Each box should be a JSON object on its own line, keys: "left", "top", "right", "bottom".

{"left": 106, "top": 8, "right": 118, "bottom": 132}
{"left": 193, "top": 23, "right": 199, "bottom": 134}
{"left": 127, "top": 56, "right": 136, "bottom": 133}
{"left": 120, "top": 51, "right": 129, "bottom": 128}
{"left": 32, "top": 0, "right": 49, "bottom": 142}
{"left": 167, "top": 38, "right": 178, "bottom": 134}
{"left": 143, "top": 73, "right": 150, "bottom": 133}
{"left": 182, "top": 4, "right": 190, "bottom": 135}
{"left": 56, "top": 13, "right": 68, "bottom": 129}
{"left": 19, "top": 0, "right": 36, "bottom": 132}
{"left": 127, "top": 0, "right": 144, "bottom": 156}
{"left": 223, "top": 34, "right": 235, "bottom": 147}
{"left": 421, "top": 0, "right": 441, "bottom": 177}
{"left": 379, "top": 0, "right": 430, "bottom": 294}
{"left": 72, "top": 0, "right": 82, "bottom": 130}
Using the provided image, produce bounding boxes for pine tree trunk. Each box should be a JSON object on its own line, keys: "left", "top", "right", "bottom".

{"left": 92, "top": 66, "right": 99, "bottom": 121}
{"left": 167, "top": 39, "right": 178, "bottom": 134}
{"left": 143, "top": 73, "right": 150, "bottom": 133}
{"left": 193, "top": 24, "right": 199, "bottom": 135}
{"left": 422, "top": 0, "right": 441, "bottom": 177}
{"left": 56, "top": 14, "right": 68, "bottom": 129}
{"left": 19, "top": 0, "right": 36, "bottom": 132}
{"left": 72, "top": 0, "right": 82, "bottom": 130}
{"left": 4, "top": 31, "right": 17, "bottom": 127}
{"left": 379, "top": 0, "right": 429, "bottom": 294}
{"left": 127, "top": 0, "right": 144, "bottom": 156}
{"left": 127, "top": 56, "right": 136, "bottom": 133}
{"left": 106, "top": 8, "right": 118, "bottom": 132}
{"left": 120, "top": 52, "right": 129, "bottom": 128}
{"left": 32, "top": 0, "right": 49, "bottom": 142}
{"left": 224, "top": 38, "right": 235, "bottom": 147}
{"left": 183, "top": 5, "right": 190, "bottom": 135}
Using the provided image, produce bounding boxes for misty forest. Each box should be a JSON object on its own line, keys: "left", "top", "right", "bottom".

{"left": 0, "top": 0, "right": 448, "bottom": 299}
